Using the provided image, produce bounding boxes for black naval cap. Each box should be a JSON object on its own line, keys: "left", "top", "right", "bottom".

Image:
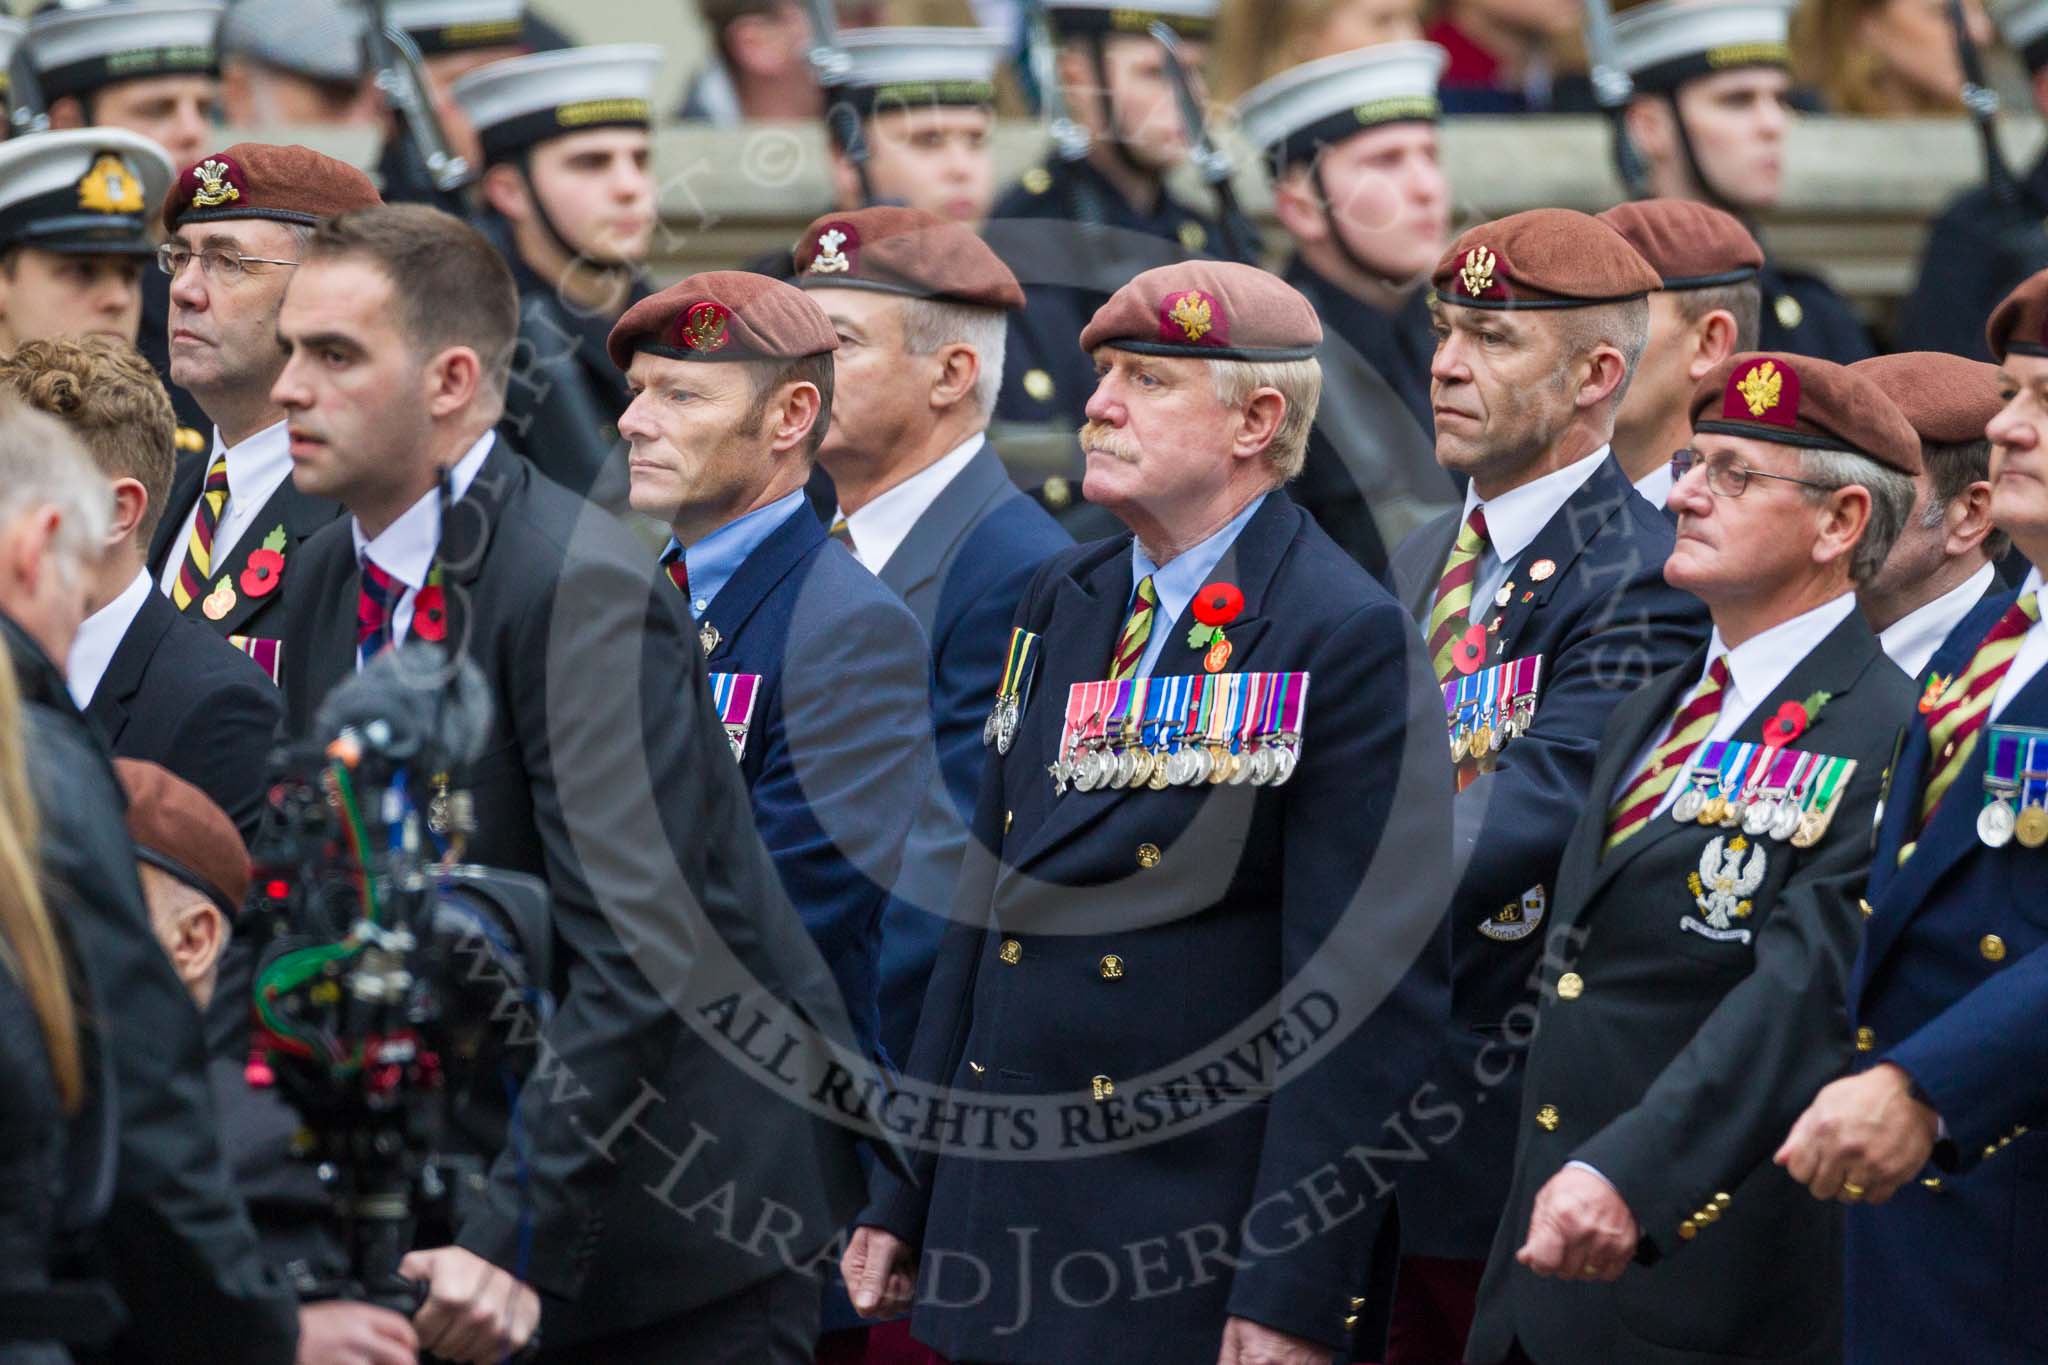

{"left": 0, "top": 128, "right": 175, "bottom": 256}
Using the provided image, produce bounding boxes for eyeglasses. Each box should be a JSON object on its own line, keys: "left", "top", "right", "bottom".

{"left": 1670, "top": 447, "right": 1843, "bottom": 499}
{"left": 156, "top": 242, "right": 299, "bottom": 282}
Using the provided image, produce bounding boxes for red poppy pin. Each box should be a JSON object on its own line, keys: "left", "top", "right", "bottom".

{"left": 1452, "top": 622, "right": 1487, "bottom": 675}
{"left": 412, "top": 585, "right": 448, "bottom": 642}
{"left": 237, "top": 525, "right": 288, "bottom": 598}
{"left": 1763, "top": 689, "right": 1833, "bottom": 747}
{"left": 1187, "top": 581, "right": 1244, "bottom": 673}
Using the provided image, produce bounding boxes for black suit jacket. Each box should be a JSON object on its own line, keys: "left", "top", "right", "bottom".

{"left": 146, "top": 447, "right": 341, "bottom": 654}
{"left": 1388, "top": 455, "right": 1712, "bottom": 1259}
{"left": 1467, "top": 610, "right": 1914, "bottom": 1365}
{"left": 279, "top": 441, "right": 873, "bottom": 1338}
{"left": 83, "top": 588, "right": 280, "bottom": 841}
{"left": 5, "top": 615, "right": 300, "bottom": 1365}
{"left": 865, "top": 491, "right": 1454, "bottom": 1361}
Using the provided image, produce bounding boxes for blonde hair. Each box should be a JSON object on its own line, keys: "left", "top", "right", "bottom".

{"left": 0, "top": 658, "right": 83, "bottom": 1113}
{"left": 1791, "top": 0, "right": 1964, "bottom": 115}
{"left": 1212, "top": 356, "right": 1324, "bottom": 481}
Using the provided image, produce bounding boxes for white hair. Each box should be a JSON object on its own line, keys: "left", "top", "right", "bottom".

{"left": 0, "top": 399, "right": 111, "bottom": 586}
{"left": 1796, "top": 445, "right": 1915, "bottom": 584}
{"left": 1211, "top": 356, "right": 1324, "bottom": 482}
{"left": 898, "top": 296, "right": 1008, "bottom": 416}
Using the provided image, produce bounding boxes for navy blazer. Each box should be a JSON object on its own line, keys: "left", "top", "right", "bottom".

{"left": 864, "top": 491, "right": 1454, "bottom": 1362}
{"left": 145, "top": 449, "right": 341, "bottom": 654}
{"left": 1469, "top": 611, "right": 1912, "bottom": 1365}
{"left": 702, "top": 504, "right": 934, "bottom": 1066}
{"left": 870, "top": 443, "right": 1070, "bottom": 1065}
{"left": 1846, "top": 588, "right": 2048, "bottom": 1364}
{"left": 1388, "top": 454, "right": 1712, "bottom": 1258}
{"left": 83, "top": 587, "right": 280, "bottom": 841}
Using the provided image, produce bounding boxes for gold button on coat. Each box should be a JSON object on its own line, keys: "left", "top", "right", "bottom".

{"left": 1099, "top": 954, "right": 1125, "bottom": 980}
{"left": 999, "top": 939, "right": 1022, "bottom": 965}
{"left": 1092, "top": 1074, "right": 1114, "bottom": 1101}
{"left": 1856, "top": 1026, "right": 1876, "bottom": 1052}
{"left": 1714, "top": 1192, "right": 1732, "bottom": 1208}
{"left": 1859, "top": 898, "right": 1873, "bottom": 918}
{"left": 1557, "top": 972, "right": 1583, "bottom": 1000}
{"left": 1981, "top": 934, "right": 2007, "bottom": 962}
{"left": 1136, "top": 842, "right": 1162, "bottom": 869}
{"left": 1678, "top": 1220, "right": 1698, "bottom": 1240}
{"left": 1535, "top": 1104, "right": 1559, "bottom": 1132}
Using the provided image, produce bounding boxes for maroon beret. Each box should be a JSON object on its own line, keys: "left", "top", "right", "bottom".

{"left": 1849, "top": 353, "right": 2004, "bottom": 449}
{"left": 116, "top": 759, "right": 250, "bottom": 919}
{"left": 1079, "top": 260, "right": 1321, "bottom": 360}
{"left": 608, "top": 271, "right": 839, "bottom": 371}
{"left": 1434, "top": 208, "right": 1662, "bottom": 310}
{"left": 792, "top": 206, "right": 1024, "bottom": 311}
{"left": 1595, "top": 199, "right": 1763, "bottom": 290}
{"left": 1986, "top": 266, "right": 2048, "bottom": 361}
{"left": 1690, "top": 352, "right": 1922, "bottom": 475}
{"left": 162, "top": 143, "right": 382, "bottom": 232}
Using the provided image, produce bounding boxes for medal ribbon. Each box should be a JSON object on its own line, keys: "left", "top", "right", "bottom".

{"left": 999, "top": 628, "right": 1039, "bottom": 703}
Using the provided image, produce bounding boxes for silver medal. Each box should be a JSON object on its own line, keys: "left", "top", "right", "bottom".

{"left": 1979, "top": 799, "right": 2017, "bottom": 848}
{"left": 1769, "top": 800, "right": 1803, "bottom": 843}
{"left": 1672, "top": 784, "right": 1706, "bottom": 824}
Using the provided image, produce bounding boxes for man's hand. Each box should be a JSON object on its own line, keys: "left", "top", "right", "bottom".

{"left": 842, "top": 1225, "right": 916, "bottom": 1319}
{"left": 1517, "top": 1165, "right": 1640, "bottom": 1281}
{"left": 1776, "top": 1062, "right": 1939, "bottom": 1205}
{"left": 398, "top": 1246, "right": 539, "bottom": 1364}
{"left": 296, "top": 1301, "right": 419, "bottom": 1365}
{"left": 1215, "top": 1316, "right": 1332, "bottom": 1364}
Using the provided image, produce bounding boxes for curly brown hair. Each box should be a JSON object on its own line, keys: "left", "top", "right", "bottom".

{"left": 0, "top": 337, "right": 176, "bottom": 542}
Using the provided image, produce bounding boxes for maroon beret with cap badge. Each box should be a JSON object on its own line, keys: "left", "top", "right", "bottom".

{"left": 162, "top": 142, "right": 382, "bottom": 231}
{"left": 1079, "top": 260, "right": 1321, "bottom": 360}
{"left": 1596, "top": 198, "right": 1763, "bottom": 290}
{"left": 792, "top": 205, "right": 1024, "bottom": 311}
{"left": 116, "top": 758, "right": 251, "bottom": 920}
{"left": 1690, "top": 351, "right": 1922, "bottom": 475}
{"left": 1433, "top": 208, "right": 1662, "bottom": 310}
{"left": 607, "top": 270, "right": 839, "bottom": 371}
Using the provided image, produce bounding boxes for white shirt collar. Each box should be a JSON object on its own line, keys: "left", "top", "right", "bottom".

{"left": 1705, "top": 591, "right": 1860, "bottom": 722}
{"left": 1462, "top": 445, "right": 1612, "bottom": 566}
{"left": 1632, "top": 459, "right": 1675, "bottom": 512}
{"left": 1877, "top": 562, "right": 1998, "bottom": 681}
{"left": 350, "top": 432, "right": 496, "bottom": 586}
{"left": 839, "top": 434, "right": 984, "bottom": 573}
{"left": 68, "top": 569, "right": 153, "bottom": 709}
{"left": 220, "top": 419, "right": 292, "bottom": 503}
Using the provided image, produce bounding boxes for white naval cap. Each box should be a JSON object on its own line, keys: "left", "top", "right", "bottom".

{"left": 1043, "top": 0, "right": 1221, "bottom": 41}
{"left": 385, "top": 0, "right": 525, "bottom": 56}
{"left": 27, "top": 1, "right": 223, "bottom": 103}
{"left": 452, "top": 43, "right": 660, "bottom": 165}
{"left": 1993, "top": 0, "right": 2048, "bottom": 72}
{"left": 1237, "top": 41, "right": 1447, "bottom": 171}
{"left": 0, "top": 127, "right": 174, "bottom": 255}
{"left": 818, "top": 26, "right": 1007, "bottom": 116}
{"left": 220, "top": 0, "right": 366, "bottom": 86}
{"left": 1611, "top": 0, "right": 1796, "bottom": 93}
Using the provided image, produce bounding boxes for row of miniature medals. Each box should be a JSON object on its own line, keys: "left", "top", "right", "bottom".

{"left": 1050, "top": 671, "right": 1311, "bottom": 795}
{"left": 1976, "top": 725, "right": 2048, "bottom": 849}
{"left": 1672, "top": 742, "right": 1856, "bottom": 848}
{"left": 1445, "top": 655, "right": 1541, "bottom": 770}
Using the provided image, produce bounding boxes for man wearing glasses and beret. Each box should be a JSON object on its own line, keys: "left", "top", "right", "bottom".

{"left": 1467, "top": 352, "right": 1919, "bottom": 1365}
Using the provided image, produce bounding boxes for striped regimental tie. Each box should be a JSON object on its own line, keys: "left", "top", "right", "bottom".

{"left": 356, "top": 556, "right": 402, "bottom": 672}
{"left": 171, "top": 453, "right": 231, "bottom": 611}
{"left": 829, "top": 516, "right": 856, "bottom": 553}
{"left": 661, "top": 550, "right": 690, "bottom": 599}
{"left": 1427, "top": 507, "right": 1490, "bottom": 686}
{"left": 1916, "top": 591, "right": 2041, "bottom": 832}
{"left": 1108, "top": 574, "right": 1157, "bottom": 682}
{"left": 1602, "top": 656, "right": 1732, "bottom": 856}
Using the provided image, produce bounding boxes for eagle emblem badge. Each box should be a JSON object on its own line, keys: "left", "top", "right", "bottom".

{"left": 1460, "top": 246, "right": 1497, "bottom": 298}
{"left": 1682, "top": 834, "right": 1766, "bottom": 945}
{"left": 1736, "top": 360, "right": 1784, "bottom": 418}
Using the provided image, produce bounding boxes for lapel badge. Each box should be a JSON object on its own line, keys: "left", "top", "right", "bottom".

{"left": 201, "top": 575, "right": 236, "bottom": 621}
{"left": 1529, "top": 558, "right": 1556, "bottom": 583}
{"left": 1478, "top": 883, "right": 1545, "bottom": 941}
{"left": 1494, "top": 583, "right": 1515, "bottom": 608}
{"left": 699, "top": 620, "right": 721, "bottom": 656}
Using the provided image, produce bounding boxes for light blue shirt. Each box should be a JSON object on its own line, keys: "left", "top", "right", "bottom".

{"left": 663, "top": 488, "right": 810, "bottom": 617}
{"left": 1124, "top": 492, "right": 1267, "bottom": 679}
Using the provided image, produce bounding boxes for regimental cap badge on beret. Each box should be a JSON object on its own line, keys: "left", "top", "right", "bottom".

{"left": 189, "top": 156, "right": 242, "bottom": 209}
{"left": 803, "top": 221, "right": 859, "bottom": 276}
{"left": 77, "top": 153, "right": 145, "bottom": 215}
{"left": 1459, "top": 245, "right": 1504, "bottom": 300}
{"left": 675, "top": 301, "right": 732, "bottom": 354}
{"left": 1161, "top": 288, "right": 1225, "bottom": 347}
{"left": 1727, "top": 356, "right": 1798, "bottom": 426}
